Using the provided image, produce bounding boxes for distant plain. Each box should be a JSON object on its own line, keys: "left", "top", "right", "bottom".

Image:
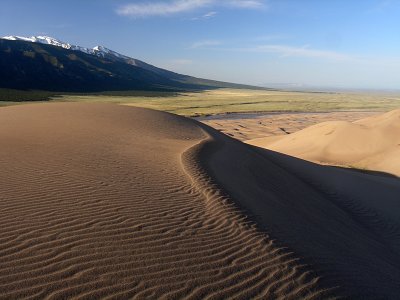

{"left": 2, "top": 88, "right": 399, "bottom": 116}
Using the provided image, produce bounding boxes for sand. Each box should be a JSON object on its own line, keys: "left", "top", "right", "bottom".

{"left": 200, "top": 111, "right": 379, "bottom": 141}
{"left": 247, "top": 109, "right": 400, "bottom": 176}
{"left": 1, "top": 103, "right": 400, "bottom": 299}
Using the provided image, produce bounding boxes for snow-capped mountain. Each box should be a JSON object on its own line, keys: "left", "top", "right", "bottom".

{"left": 0, "top": 35, "right": 254, "bottom": 92}
{"left": 1, "top": 35, "right": 183, "bottom": 78}
{"left": 92, "top": 45, "right": 131, "bottom": 60}
{"left": 1, "top": 35, "right": 131, "bottom": 61}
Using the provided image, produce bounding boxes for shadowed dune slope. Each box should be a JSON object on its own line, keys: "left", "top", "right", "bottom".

{"left": 246, "top": 109, "right": 400, "bottom": 176}
{"left": 202, "top": 128, "right": 400, "bottom": 298}
{"left": 0, "top": 103, "right": 331, "bottom": 299}
{"left": 1, "top": 104, "right": 400, "bottom": 299}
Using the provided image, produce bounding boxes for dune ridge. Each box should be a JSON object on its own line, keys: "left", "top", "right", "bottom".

{"left": 1, "top": 103, "right": 400, "bottom": 299}
{"left": 246, "top": 109, "right": 400, "bottom": 176}
{"left": 201, "top": 125, "right": 400, "bottom": 298}
{"left": 0, "top": 103, "right": 330, "bottom": 299}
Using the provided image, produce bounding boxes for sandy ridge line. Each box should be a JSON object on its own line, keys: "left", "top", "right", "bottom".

{"left": 193, "top": 120, "right": 400, "bottom": 298}
{"left": 0, "top": 103, "right": 333, "bottom": 299}
{"left": 179, "top": 125, "right": 334, "bottom": 299}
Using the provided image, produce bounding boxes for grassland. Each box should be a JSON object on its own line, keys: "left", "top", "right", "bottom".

{"left": 2, "top": 88, "right": 400, "bottom": 116}
{"left": 55, "top": 89, "right": 400, "bottom": 116}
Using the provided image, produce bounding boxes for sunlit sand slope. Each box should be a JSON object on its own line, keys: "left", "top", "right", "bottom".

{"left": 247, "top": 109, "right": 400, "bottom": 176}
{"left": 0, "top": 103, "right": 329, "bottom": 299}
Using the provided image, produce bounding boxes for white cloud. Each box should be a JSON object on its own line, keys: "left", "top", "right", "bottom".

{"left": 240, "top": 44, "right": 352, "bottom": 61}
{"left": 191, "top": 11, "right": 217, "bottom": 20}
{"left": 116, "top": 0, "right": 211, "bottom": 17}
{"left": 228, "top": 0, "right": 264, "bottom": 8}
{"left": 189, "top": 40, "right": 222, "bottom": 49}
{"left": 202, "top": 11, "right": 218, "bottom": 18}
{"left": 116, "top": 0, "right": 265, "bottom": 17}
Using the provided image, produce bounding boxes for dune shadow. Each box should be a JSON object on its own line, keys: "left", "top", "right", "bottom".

{"left": 196, "top": 122, "right": 400, "bottom": 299}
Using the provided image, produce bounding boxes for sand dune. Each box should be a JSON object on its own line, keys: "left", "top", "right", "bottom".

{"left": 1, "top": 103, "right": 400, "bottom": 299}
{"left": 247, "top": 109, "right": 400, "bottom": 176}
{"left": 200, "top": 111, "right": 378, "bottom": 141}
{"left": 0, "top": 103, "right": 329, "bottom": 299}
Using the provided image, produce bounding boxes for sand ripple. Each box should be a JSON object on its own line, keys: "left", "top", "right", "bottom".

{"left": 0, "top": 104, "right": 330, "bottom": 299}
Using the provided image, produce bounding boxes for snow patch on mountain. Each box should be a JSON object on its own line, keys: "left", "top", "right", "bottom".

{"left": 1, "top": 35, "right": 132, "bottom": 61}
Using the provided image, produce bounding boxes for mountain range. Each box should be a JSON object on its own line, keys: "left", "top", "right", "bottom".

{"left": 0, "top": 36, "right": 258, "bottom": 92}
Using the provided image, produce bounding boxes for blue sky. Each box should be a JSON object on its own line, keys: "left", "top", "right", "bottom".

{"left": 1, "top": 0, "right": 399, "bottom": 89}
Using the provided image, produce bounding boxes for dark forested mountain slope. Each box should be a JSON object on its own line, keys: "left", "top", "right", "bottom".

{"left": 0, "top": 39, "right": 258, "bottom": 92}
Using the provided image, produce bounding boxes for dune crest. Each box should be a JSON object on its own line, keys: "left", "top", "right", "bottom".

{"left": 0, "top": 103, "right": 329, "bottom": 299}
{"left": 246, "top": 109, "right": 400, "bottom": 176}
{"left": 1, "top": 103, "right": 400, "bottom": 299}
